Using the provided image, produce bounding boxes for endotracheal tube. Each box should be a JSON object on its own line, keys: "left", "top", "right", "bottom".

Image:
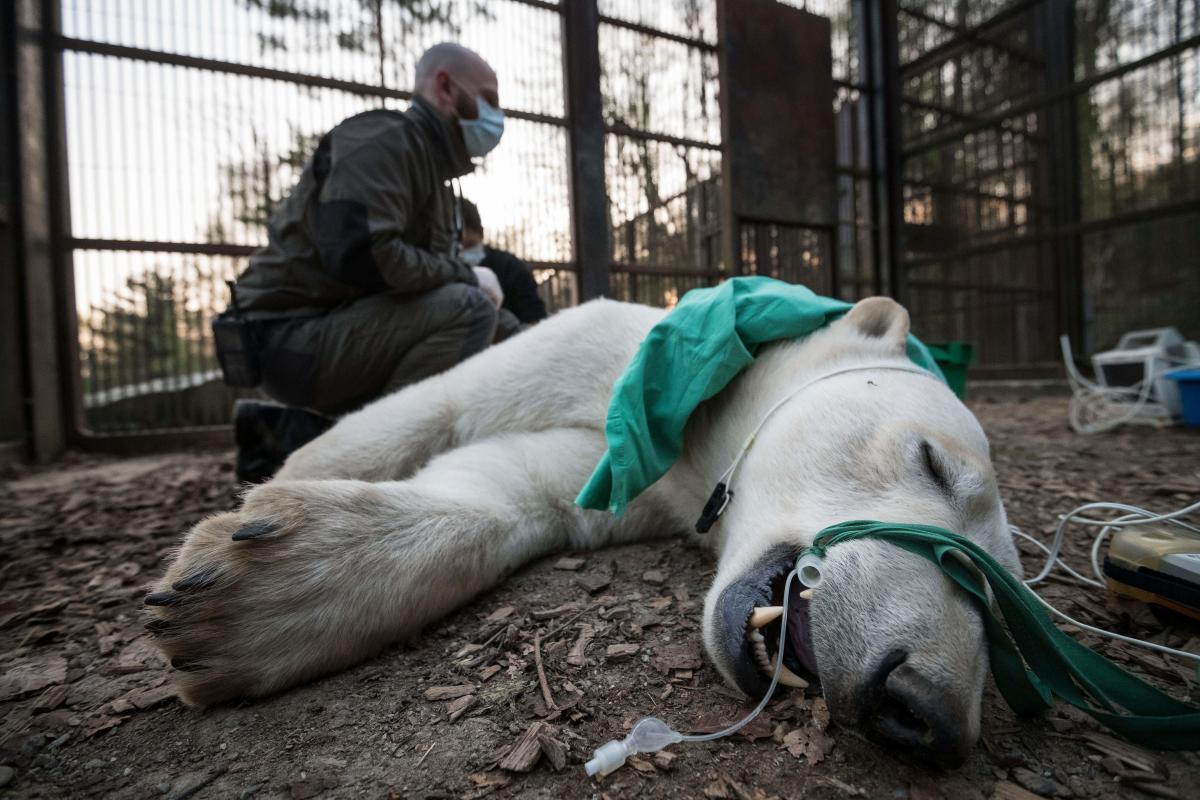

{"left": 585, "top": 561, "right": 807, "bottom": 777}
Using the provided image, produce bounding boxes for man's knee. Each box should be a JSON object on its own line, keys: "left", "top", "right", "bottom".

{"left": 418, "top": 283, "right": 497, "bottom": 348}
{"left": 422, "top": 282, "right": 496, "bottom": 324}
{"left": 457, "top": 285, "right": 498, "bottom": 353}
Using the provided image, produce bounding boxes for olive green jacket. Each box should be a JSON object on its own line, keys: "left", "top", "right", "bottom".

{"left": 233, "top": 96, "right": 478, "bottom": 319}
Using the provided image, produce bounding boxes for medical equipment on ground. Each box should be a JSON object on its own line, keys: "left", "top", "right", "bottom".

{"left": 584, "top": 560, "right": 802, "bottom": 777}
{"left": 1103, "top": 522, "right": 1200, "bottom": 622}
{"left": 1167, "top": 368, "right": 1200, "bottom": 427}
{"left": 1061, "top": 328, "right": 1200, "bottom": 434}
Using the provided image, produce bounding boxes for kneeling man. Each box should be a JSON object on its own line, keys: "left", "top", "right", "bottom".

{"left": 218, "top": 43, "right": 506, "bottom": 481}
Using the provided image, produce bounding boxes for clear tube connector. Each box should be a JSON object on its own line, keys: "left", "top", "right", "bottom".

{"left": 796, "top": 551, "right": 824, "bottom": 588}
{"left": 584, "top": 717, "right": 682, "bottom": 777}
{"left": 586, "top": 567, "right": 802, "bottom": 778}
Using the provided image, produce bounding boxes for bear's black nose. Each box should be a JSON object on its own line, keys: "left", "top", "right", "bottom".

{"left": 865, "top": 650, "right": 973, "bottom": 768}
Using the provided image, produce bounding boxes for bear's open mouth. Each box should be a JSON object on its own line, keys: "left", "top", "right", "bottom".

{"left": 713, "top": 545, "right": 823, "bottom": 698}
{"left": 743, "top": 569, "right": 820, "bottom": 689}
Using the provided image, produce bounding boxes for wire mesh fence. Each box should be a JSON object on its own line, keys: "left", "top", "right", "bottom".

{"left": 598, "top": 1, "right": 723, "bottom": 303}
{"left": 32, "top": 0, "right": 1200, "bottom": 438}
{"left": 895, "top": 0, "right": 1199, "bottom": 370}
{"left": 60, "top": 0, "right": 576, "bottom": 434}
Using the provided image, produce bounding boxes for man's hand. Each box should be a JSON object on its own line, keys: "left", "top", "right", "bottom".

{"left": 473, "top": 266, "right": 504, "bottom": 308}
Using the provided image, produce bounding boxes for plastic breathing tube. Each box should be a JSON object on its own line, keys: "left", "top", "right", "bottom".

{"left": 584, "top": 563, "right": 803, "bottom": 777}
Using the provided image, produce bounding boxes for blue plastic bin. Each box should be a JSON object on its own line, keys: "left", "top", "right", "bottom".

{"left": 1166, "top": 368, "right": 1200, "bottom": 427}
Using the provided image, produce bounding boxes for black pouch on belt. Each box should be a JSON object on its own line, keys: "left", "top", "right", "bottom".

{"left": 212, "top": 281, "right": 262, "bottom": 388}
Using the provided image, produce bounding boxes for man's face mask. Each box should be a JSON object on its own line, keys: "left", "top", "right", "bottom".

{"left": 458, "top": 95, "right": 504, "bottom": 158}
{"left": 460, "top": 244, "right": 486, "bottom": 265}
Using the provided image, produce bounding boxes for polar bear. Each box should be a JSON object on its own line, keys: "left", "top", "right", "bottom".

{"left": 145, "top": 295, "right": 1021, "bottom": 767}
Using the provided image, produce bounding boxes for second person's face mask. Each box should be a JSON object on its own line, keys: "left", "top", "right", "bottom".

{"left": 460, "top": 244, "right": 486, "bottom": 265}
{"left": 459, "top": 96, "right": 505, "bottom": 158}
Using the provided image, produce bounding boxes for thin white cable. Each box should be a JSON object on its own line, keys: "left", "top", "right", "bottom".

{"left": 1025, "top": 500, "right": 1200, "bottom": 586}
{"left": 1012, "top": 498, "right": 1200, "bottom": 664}
{"left": 1027, "top": 585, "right": 1200, "bottom": 662}
{"left": 585, "top": 567, "right": 801, "bottom": 775}
{"left": 1010, "top": 528, "right": 1104, "bottom": 588}
{"left": 717, "top": 363, "right": 941, "bottom": 492}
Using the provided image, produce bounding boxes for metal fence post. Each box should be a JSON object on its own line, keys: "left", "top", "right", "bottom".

{"left": 858, "top": 0, "right": 885, "bottom": 297}
{"left": 561, "top": 0, "right": 610, "bottom": 300}
{"left": 13, "top": 0, "right": 68, "bottom": 462}
{"left": 0, "top": 1, "right": 29, "bottom": 461}
{"left": 43, "top": 0, "right": 82, "bottom": 445}
{"left": 715, "top": 0, "right": 741, "bottom": 277}
{"left": 872, "top": 0, "right": 905, "bottom": 303}
{"left": 1042, "top": 0, "right": 1083, "bottom": 351}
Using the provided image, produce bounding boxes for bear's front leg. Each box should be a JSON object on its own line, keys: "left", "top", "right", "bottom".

{"left": 144, "top": 428, "right": 625, "bottom": 706}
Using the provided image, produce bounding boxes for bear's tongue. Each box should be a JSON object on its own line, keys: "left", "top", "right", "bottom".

{"left": 785, "top": 576, "right": 820, "bottom": 679}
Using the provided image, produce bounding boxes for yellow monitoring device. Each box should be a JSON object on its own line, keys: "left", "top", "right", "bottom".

{"left": 1104, "top": 524, "right": 1200, "bottom": 621}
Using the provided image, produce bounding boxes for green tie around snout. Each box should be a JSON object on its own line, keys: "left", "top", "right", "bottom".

{"left": 806, "top": 520, "right": 1200, "bottom": 751}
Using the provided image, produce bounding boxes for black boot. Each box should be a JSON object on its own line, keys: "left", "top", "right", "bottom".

{"left": 234, "top": 399, "right": 334, "bottom": 484}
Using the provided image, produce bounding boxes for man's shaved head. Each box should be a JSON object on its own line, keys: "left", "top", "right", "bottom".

{"left": 415, "top": 43, "right": 493, "bottom": 87}
{"left": 413, "top": 43, "right": 499, "bottom": 128}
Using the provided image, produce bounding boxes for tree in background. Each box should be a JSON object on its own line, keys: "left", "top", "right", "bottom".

{"left": 205, "top": 0, "right": 481, "bottom": 241}
{"left": 1075, "top": 0, "right": 1200, "bottom": 347}
{"left": 242, "top": 0, "right": 459, "bottom": 88}
{"left": 81, "top": 270, "right": 218, "bottom": 395}
{"left": 206, "top": 127, "right": 322, "bottom": 240}
{"left": 601, "top": 0, "right": 718, "bottom": 286}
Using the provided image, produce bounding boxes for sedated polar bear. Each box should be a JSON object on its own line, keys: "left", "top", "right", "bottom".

{"left": 146, "top": 295, "right": 1021, "bottom": 767}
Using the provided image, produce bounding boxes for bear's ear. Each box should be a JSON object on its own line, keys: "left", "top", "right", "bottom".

{"left": 840, "top": 296, "right": 910, "bottom": 349}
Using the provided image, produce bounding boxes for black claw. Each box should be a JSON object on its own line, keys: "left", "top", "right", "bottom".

{"left": 232, "top": 521, "right": 278, "bottom": 541}
{"left": 144, "top": 591, "right": 181, "bottom": 607}
{"left": 170, "top": 656, "right": 203, "bottom": 672}
{"left": 173, "top": 566, "right": 219, "bottom": 591}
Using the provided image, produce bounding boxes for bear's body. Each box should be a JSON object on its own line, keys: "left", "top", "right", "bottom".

{"left": 148, "top": 296, "right": 1019, "bottom": 766}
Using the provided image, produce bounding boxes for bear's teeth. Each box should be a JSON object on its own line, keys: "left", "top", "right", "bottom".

{"left": 756, "top": 656, "right": 809, "bottom": 688}
{"left": 748, "top": 629, "right": 765, "bottom": 643}
{"left": 748, "top": 606, "right": 783, "bottom": 629}
{"left": 753, "top": 641, "right": 771, "bottom": 669}
{"left": 799, "top": 588, "right": 814, "bottom": 601}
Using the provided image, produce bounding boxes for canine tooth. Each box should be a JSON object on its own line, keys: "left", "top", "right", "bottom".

{"left": 748, "top": 606, "right": 783, "bottom": 629}
{"left": 772, "top": 659, "right": 810, "bottom": 688}
{"left": 752, "top": 648, "right": 809, "bottom": 688}
{"left": 799, "top": 589, "right": 813, "bottom": 601}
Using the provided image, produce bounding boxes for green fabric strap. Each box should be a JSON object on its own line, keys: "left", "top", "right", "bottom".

{"left": 807, "top": 521, "right": 1200, "bottom": 751}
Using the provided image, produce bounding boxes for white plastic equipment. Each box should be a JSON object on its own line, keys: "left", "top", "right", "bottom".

{"left": 1061, "top": 327, "right": 1200, "bottom": 434}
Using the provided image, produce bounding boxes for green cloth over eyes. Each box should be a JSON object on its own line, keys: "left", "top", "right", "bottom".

{"left": 575, "top": 277, "right": 945, "bottom": 516}
{"left": 807, "top": 521, "right": 1200, "bottom": 751}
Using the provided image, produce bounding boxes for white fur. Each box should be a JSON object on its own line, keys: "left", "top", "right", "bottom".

{"left": 149, "top": 296, "right": 1019, "bottom": 763}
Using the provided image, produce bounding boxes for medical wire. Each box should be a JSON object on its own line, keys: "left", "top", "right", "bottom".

{"left": 716, "top": 363, "right": 941, "bottom": 493}
{"left": 1010, "top": 498, "right": 1200, "bottom": 664}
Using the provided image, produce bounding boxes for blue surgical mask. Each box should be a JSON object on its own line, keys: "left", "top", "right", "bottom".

{"left": 458, "top": 96, "right": 505, "bottom": 158}
{"left": 460, "top": 244, "right": 486, "bottom": 265}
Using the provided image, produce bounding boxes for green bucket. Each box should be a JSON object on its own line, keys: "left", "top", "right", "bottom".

{"left": 926, "top": 342, "right": 974, "bottom": 400}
